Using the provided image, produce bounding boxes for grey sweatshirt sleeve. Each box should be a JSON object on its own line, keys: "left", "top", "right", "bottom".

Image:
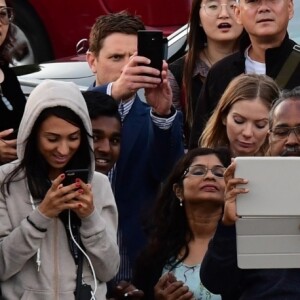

{"left": 0, "top": 204, "right": 52, "bottom": 281}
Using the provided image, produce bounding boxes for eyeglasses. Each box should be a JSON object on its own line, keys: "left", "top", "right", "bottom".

{"left": 183, "top": 164, "right": 226, "bottom": 178}
{"left": 240, "top": 0, "right": 283, "bottom": 9}
{"left": 201, "top": 1, "right": 236, "bottom": 17}
{"left": 0, "top": 7, "right": 13, "bottom": 25}
{"left": 269, "top": 126, "right": 300, "bottom": 140}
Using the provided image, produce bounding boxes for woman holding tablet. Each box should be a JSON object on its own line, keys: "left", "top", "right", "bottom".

{"left": 132, "top": 147, "right": 234, "bottom": 300}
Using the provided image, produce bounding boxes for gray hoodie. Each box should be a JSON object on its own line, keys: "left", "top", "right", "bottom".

{"left": 0, "top": 80, "right": 119, "bottom": 299}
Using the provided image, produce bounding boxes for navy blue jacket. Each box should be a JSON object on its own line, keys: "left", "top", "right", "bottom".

{"left": 90, "top": 85, "right": 184, "bottom": 264}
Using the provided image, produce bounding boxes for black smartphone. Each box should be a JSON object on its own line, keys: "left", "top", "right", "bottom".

{"left": 137, "top": 30, "right": 165, "bottom": 75}
{"left": 63, "top": 169, "right": 89, "bottom": 186}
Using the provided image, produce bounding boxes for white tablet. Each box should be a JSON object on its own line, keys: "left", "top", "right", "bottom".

{"left": 234, "top": 157, "right": 300, "bottom": 269}
{"left": 235, "top": 156, "right": 300, "bottom": 216}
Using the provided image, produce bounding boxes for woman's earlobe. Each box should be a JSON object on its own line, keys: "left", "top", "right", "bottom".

{"left": 173, "top": 183, "right": 183, "bottom": 199}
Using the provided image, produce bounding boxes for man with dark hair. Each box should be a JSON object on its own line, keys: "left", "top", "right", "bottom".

{"left": 86, "top": 10, "right": 184, "bottom": 295}
{"left": 87, "top": 11, "right": 145, "bottom": 90}
{"left": 83, "top": 91, "right": 121, "bottom": 177}
{"left": 190, "top": 0, "right": 300, "bottom": 148}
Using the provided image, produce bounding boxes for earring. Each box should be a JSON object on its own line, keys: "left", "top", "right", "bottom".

{"left": 179, "top": 198, "right": 183, "bottom": 207}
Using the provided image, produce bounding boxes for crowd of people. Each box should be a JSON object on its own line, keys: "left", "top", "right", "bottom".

{"left": 0, "top": 0, "right": 300, "bottom": 299}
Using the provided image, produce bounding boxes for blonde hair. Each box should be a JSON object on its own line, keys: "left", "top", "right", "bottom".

{"left": 200, "top": 74, "right": 280, "bottom": 155}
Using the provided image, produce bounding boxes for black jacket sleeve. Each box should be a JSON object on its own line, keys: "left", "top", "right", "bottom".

{"left": 200, "top": 222, "right": 242, "bottom": 297}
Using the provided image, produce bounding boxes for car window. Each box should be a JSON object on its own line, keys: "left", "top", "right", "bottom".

{"left": 288, "top": 2, "right": 300, "bottom": 44}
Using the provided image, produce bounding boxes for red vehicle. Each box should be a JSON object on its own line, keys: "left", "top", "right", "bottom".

{"left": 11, "top": 0, "right": 191, "bottom": 64}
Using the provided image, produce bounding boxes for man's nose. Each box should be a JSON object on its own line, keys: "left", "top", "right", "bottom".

{"left": 285, "top": 129, "right": 300, "bottom": 145}
{"left": 95, "top": 139, "right": 110, "bottom": 153}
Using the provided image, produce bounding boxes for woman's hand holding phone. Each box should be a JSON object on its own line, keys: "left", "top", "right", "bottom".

{"left": 39, "top": 172, "right": 94, "bottom": 219}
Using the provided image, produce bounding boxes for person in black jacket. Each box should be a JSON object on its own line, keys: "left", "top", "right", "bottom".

{"left": 190, "top": 0, "right": 299, "bottom": 149}
{"left": 200, "top": 88, "right": 300, "bottom": 299}
{"left": 0, "top": 0, "right": 27, "bottom": 163}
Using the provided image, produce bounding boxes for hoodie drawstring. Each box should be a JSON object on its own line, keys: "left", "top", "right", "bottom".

{"left": 29, "top": 194, "right": 41, "bottom": 272}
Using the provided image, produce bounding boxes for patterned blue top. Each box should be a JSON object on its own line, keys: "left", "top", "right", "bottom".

{"left": 162, "top": 261, "right": 221, "bottom": 300}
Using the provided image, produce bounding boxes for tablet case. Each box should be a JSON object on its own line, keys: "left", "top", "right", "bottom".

{"left": 235, "top": 157, "right": 300, "bottom": 269}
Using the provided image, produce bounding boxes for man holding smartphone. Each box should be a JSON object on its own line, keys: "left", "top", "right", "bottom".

{"left": 86, "top": 10, "right": 184, "bottom": 298}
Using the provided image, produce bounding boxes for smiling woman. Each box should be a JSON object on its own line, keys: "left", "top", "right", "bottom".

{"left": 37, "top": 113, "right": 82, "bottom": 179}
{"left": 0, "top": 80, "right": 119, "bottom": 299}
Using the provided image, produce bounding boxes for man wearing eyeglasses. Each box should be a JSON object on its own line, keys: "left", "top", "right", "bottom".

{"left": 190, "top": 0, "right": 300, "bottom": 149}
{"left": 200, "top": 87, "right": 300, "bottom": 299}
{"left": 268, "top": 88, "right": 300, "bottom": 156}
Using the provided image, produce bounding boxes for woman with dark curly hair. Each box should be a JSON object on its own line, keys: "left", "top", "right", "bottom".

{"left": 0, "top": 0, "right": 27, "bottom": 164}
{"left": 131, "top": 147, "right": 233, "bottom": 300}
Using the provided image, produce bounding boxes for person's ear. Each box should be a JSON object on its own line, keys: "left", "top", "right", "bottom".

{"left": 234, "top": 3, "right": 243, "bottom": 25}
{"left": 86, "top": 51, "right": 98, "bottom": 74}
{"left": 222, "top": 116, "right": 227, "bottom": 126}
{"left": 288, "top": 0, "right": 294, "bottom": 20}
{"left": 173, "top": 183, "right": 183, "bottom": 200}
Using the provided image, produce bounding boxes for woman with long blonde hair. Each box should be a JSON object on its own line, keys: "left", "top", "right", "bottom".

{"left": 200, "top": 74, "right": 280, "bottom": 156}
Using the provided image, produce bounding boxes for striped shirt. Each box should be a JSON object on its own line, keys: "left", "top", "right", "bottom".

{"left": 107, "top": 82, "right": 176, "bottom": 129}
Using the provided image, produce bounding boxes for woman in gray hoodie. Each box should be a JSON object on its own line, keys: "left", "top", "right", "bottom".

{"left": 0, "top": 80, "right": 119, "bottom": 299}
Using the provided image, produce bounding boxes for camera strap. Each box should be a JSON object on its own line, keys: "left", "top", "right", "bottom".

{"left": 275, "top": 44, "right": 300, "bottom": 89}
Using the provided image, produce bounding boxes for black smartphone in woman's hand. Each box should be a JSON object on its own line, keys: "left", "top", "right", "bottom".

{"left": 63, "top": 169, "right": 89, "bottom": 186}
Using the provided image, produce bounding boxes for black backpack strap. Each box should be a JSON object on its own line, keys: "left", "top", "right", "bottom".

{"left": 275, "top": 44, "right": 300, "bottom": 89}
